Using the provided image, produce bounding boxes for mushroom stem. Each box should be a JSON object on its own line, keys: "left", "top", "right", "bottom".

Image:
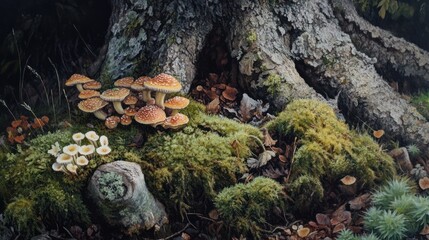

{"left": 76, "top": 84, "right": 84, "bottom": 92}
{"left": 154, "top": 92, "right": 167, "bottom": 109}
{"left": 94, "top": 110, "right": 107, "bottom": 120}
{"left": 142, "top": 90, "right": 153, "bottom": 102}
{"left": 112, "top": 101, "right": 125, "bottom": 114}
{"left": 171, "top": 109, "right": 179, "bottom": 116}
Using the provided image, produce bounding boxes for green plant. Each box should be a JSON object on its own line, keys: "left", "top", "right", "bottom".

{"left": 406, "top": 144, "right": 421, "bottom": 157}
{"left": 265, "top": 99, "right": 396, "bottom": 212}
{"left": 365, "top": 209, "right": 407, "bottom": 240}
{"left": 338, "top": 229, "right": 380, "bottom": 240}
{"left": 411, "top": 91, "right": 429, "bottom": 120}
{"left": 371, "top": 178, "right": 414, "bottom": 208}
{"left": 215, "top": 177, "right": 284, "bottom": 237}
{"left": 263, "top": 74, "right": 282, "bottom": 95}
{"left": 4, "top": 198, "right": 39, "bottom": 236}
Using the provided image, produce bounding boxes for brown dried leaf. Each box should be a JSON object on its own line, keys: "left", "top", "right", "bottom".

{"left": 316, "top": 213, "right": 331, "bottom": 226}
{"left": 262, "top": 128, "right": 277, "bottom": 147}
{"left": 348, "top": 193, "right": 371, "bottom": 210}
{"left": 206, "top": 97, "right": 220, "bottom": 114}
{"left": 209, "top": 209, "right": 219, "bottom": 220}
{"left": 333, "top": 223, "right": 346, "bottom": 234}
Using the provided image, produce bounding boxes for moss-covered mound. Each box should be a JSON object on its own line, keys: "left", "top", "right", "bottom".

{"left": 265, "top": 99, "right": 396, "bottom": 212}
{"left": 0, "top": 101, "right": 261, "bottom": 235}
{"left": 215, "top": 177, "right": 285, "bottom": 237}
{"left": 411, "top": 91, "right": 429, "bottom": 120}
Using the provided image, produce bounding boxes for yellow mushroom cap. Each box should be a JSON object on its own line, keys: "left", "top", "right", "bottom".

{"left": 85, "top": 131, "right": 99, "bottom": 142}
{"left": 163, "top": 113, "right": 189, "bottom": 129}
{"left": 340, "top": 175, "right": 357, "bottom": 185}
{"left": 78, "top": 90, "right": 100, "bottom": 99}
{"left": 83, "top": 81, "right": 102, "bottom": 90}
{"left": 135, "top": 105, "right": 166, "bottom": 125}
{"left": 131, "top": 76, "right": 151, "bottom": 91}
{"left": 164, "top": 96, "right": 190, "bottom": 110}
{"left": 78, "top": 97, "right": 108, "bottom": 113}
{"left": 121, "top": 115, "right": 132, "bottom": 125}
{"left": 63, "top": 144, "right": 79, "bottom": 156}
{"left": 66, "top": 163, "right": 78, "bottom": 174}
{"left": 114, "top": 77, "right": 134, "bottom": 88}
{"left": 297, "top": 227, "right": 310, "bottom": 238}
{"left": 56, "top": 153, "right": 73, "bottom": 164}
{"left": 96, "top": 145, "right": 111, "bottom": 155}
{"left": 105, "top": 116, "right": 120, "bottom": 129}
{"left": 65, "top": 74, "right": 94, "bottom": 86}
{"left": 78, "top": 145, "right": 95, "bottom": 156}
{"left": 144, "top": 73, "right": 182, "bottom": 93}
{"left": 76, "top": 156, "right": 89, "bottom": 166}
{"left": 100, "top": 88, "right": 130, "bottom": 102}
{"left": 123, "top": 95, "right": 138, "bottom": 105}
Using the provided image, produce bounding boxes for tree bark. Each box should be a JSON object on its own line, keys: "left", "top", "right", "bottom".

{"left": 98, "top": 0, "right": 429, "bottom": 154}
{"left": 88, "top": 161, "right": 168, "bottom": 233}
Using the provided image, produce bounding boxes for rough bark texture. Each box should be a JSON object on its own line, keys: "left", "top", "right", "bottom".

{"left": 332, "top": 0, "right": 429, "bottom": 89}
{"left": 99, "top": 0, "right": 429, "bottom": 154}
{"left": 88, "top": 161, "right": 167, "bottom": 232}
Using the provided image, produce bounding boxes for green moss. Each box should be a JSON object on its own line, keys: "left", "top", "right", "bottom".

{"left": 263, "top": 74, "right": 282, "bottom": 96}
{"left": 246, "top": 31, "right": 257, "bottom": 45}
{"left": 214, "top": 177, "right": 284, "bottom": 237}
{"left": 411, "top": 91, "right": 429, "bottom": 120}
{"left": 4, "top": 198, "right": 39, "bottom": 236}
{"left": 288, "top": 175, "right": 324, "bottom": 212}
{"left": 265, "top": 99, "right": 396, "bottom": 212}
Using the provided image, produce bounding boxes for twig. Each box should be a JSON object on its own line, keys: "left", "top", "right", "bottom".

{"left": 158, "top": 223, "right": 190, "bottom": 240}
{"left": 51, "top": 90, "right": 57, "bottom": 124}
{"left": 62, "top": 226, "right": 74, "bottom": 238}
{"left": 73, "top": 24, "right": 96, "bottom": 57}
{"left": 186, "top": 212, "right": 217, "bottom": 223}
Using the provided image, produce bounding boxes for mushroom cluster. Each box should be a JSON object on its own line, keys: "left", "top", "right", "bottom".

{"left": 66, "top": 73, "right": 190, "bottom": 129}
{"left": 48, "top": 131, "right": 111, "bottom": 175}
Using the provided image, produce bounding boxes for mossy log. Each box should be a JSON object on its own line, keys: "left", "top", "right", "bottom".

{"left": 88, "top": 161, "right": 168, "bottom": 233}
{"left": 98, "top": 0, "right": 429, "bottom": 154}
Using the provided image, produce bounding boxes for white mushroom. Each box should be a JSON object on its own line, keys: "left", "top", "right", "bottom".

{"left": 72, "top": 132, "right": 85, "bottom": 145}
{"left": 66, "top": 163, "right": 78, "bottom": 175}
{"left": 56, "top": 153, "right": 73, "bottom": 164}
{"left": 76, "top": 156, "right": 89, "bottom": 166}
{"left": 96, "top": 145, "right": 111, "bottom": 156}
{"left": 63, "top": 144, "right": 79, "bottom": 157}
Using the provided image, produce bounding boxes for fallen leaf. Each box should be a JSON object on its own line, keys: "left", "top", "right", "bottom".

{"left": 14, "top": 135, "right": 25, "bottom": 143}
{"left": 332, "top": 223, "right": 346, "bottom": 234}
{"left": 316, "top": 213, "right": 331, "bottom": 226}
{"left": 11, "top": 120, "right": 22, "bottom": 128}
{"left": 258, "top": 150, "right": 276, "bottom": 167}
{"left": 262, "top": 128, "right": 277, "bottom": 147}
{"left": 206, "top": 97, "right": 220, "bottom": 114}
{"left": 348, "top": 193, "right": 371, "bottom": 210}
{"left": 209, "top": 209, "right": 219, "bottom": 220}
{"left": 247, "top": 157, "right": 259, "bottom": 169}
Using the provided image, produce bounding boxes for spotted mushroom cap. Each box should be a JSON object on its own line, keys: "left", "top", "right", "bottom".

{"left": 78, "top": 90, "right": 100, "bottom": 99}
{"left": 135, "top": 105, "right": 166, "bottom": 124}
{"left": 131, "top": 76, "right": 151, "bottom": 91}
{"left": 105, "top": 116, "right": 120, "bottom": 129}
{"left": 65, "top": 74, "right": 94, "bottom": 86}
{"left": 83, "top": 81, "right": 102, "bottom": 90}
{"left": 78, "top": 97, "right": 108, "bottom": 113}
{"left": 120, "top": 115, "right": 132, "bottom": 125}
{"left": 163, "top": 113, "right": 189, "bottom": 129}
{"left": 144, "top": 73, "right": 182, "bottom": 93}
{"left": 123, "top": 95, "right": 138, "bottom": 105}
{"left": 114, "top": 77, "right": 134, "bottom": 88}
{"left": 164, "top": 96, "right": 190, "bottom": 110}
{"left": 100, "top": 88, "right": 130, "bottom": 102}
{"left": 124, "top": 107, "right": 138, "bottom": 116}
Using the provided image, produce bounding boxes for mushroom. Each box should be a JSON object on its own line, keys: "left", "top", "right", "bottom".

{"left": 99, "top": 135, "right": 109, "bottom": 146}
{"left": 120, "top": 115, "right": 132, "bottom": 126}
{"left": 114, "top": 77, "right": 134, "bottom": 88}
{"left": 164, "top": 96, "right": 190, "bottom": 116}
{"left": 76, "top": 156, "right": 89, "bottom": 166}
{"left": 52, "top": 162, "right": 65, "bottom": 172}
{"left": 135, "top": 104, "right": 166, "bottom": 127}
{"left": 222, "top": 86, "right": 238, "bottom": 101}
{"left": 100, "top": 88, "right": 130, "bottom": 114}
{"left": 78, "top": 90, "right": 100, "bottom": 99}
{"left": 65, "top": 74, "right": 94, "bottom": 92}
{"left": 72, "top": 132, "right": 85, "bottom": 145}
{"left": 96, "top": 145, "right": 111, "bottom": 155}
{"left": 340, "top": 175, "right": 356, "bottom": 185}
{"left": 124, "top": 106, "right": 138, "bottom": 116}
{"left": 63, "top": 144, "right": 79, "bottom": 157}
{"left": 105, "top": 116, "right": 120, "bottom": 129}
{"left": 123, "top": 95, "right": 138, "bottom": 108}
{"left": 373, "top": 129, "right": 385, "bottom": 139}
{"left": 83, "top": 81, "right": 102, "bottom": 90}
{"left": 144, "top": 73, "right": 182, "bottom": 109}
{"left": 56, "top": 153, "right": 73, "bottom": 164}
{"left": 131, "top": 76, "right": 153, "bottom": 102}
{"left": 78, "top": 144, "right": 95, "bottom": 157}
{"left": 419, "top": 177, "right": 429, "bottom": 190}
{"left": 78, "top": 97, "right": 109, "bottom": 120}
{"left": 297, "top": 227, "right": 310, "bottom": 238}
{"left": 66, "top": 163, "right": 78, "bottom": 175}
{"left": 85, "top": 131, "right": 100, "bottom": 147}
{"left": 162, "top": 113, "right": 189, "bottom": 129}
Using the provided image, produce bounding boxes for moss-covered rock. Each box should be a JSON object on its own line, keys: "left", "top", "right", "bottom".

{"left": 214, "top": 177, "right": 285, "bottom": 237}
{"left": 265, "top": 99, "right": 396, "bottom": 212}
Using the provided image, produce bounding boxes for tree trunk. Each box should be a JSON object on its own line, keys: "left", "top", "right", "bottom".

{"left": 98, "top": 0, "right": 429, "bottom": 155}
{"left": 88, "top": 161, "right": 168, "bottom": 233}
